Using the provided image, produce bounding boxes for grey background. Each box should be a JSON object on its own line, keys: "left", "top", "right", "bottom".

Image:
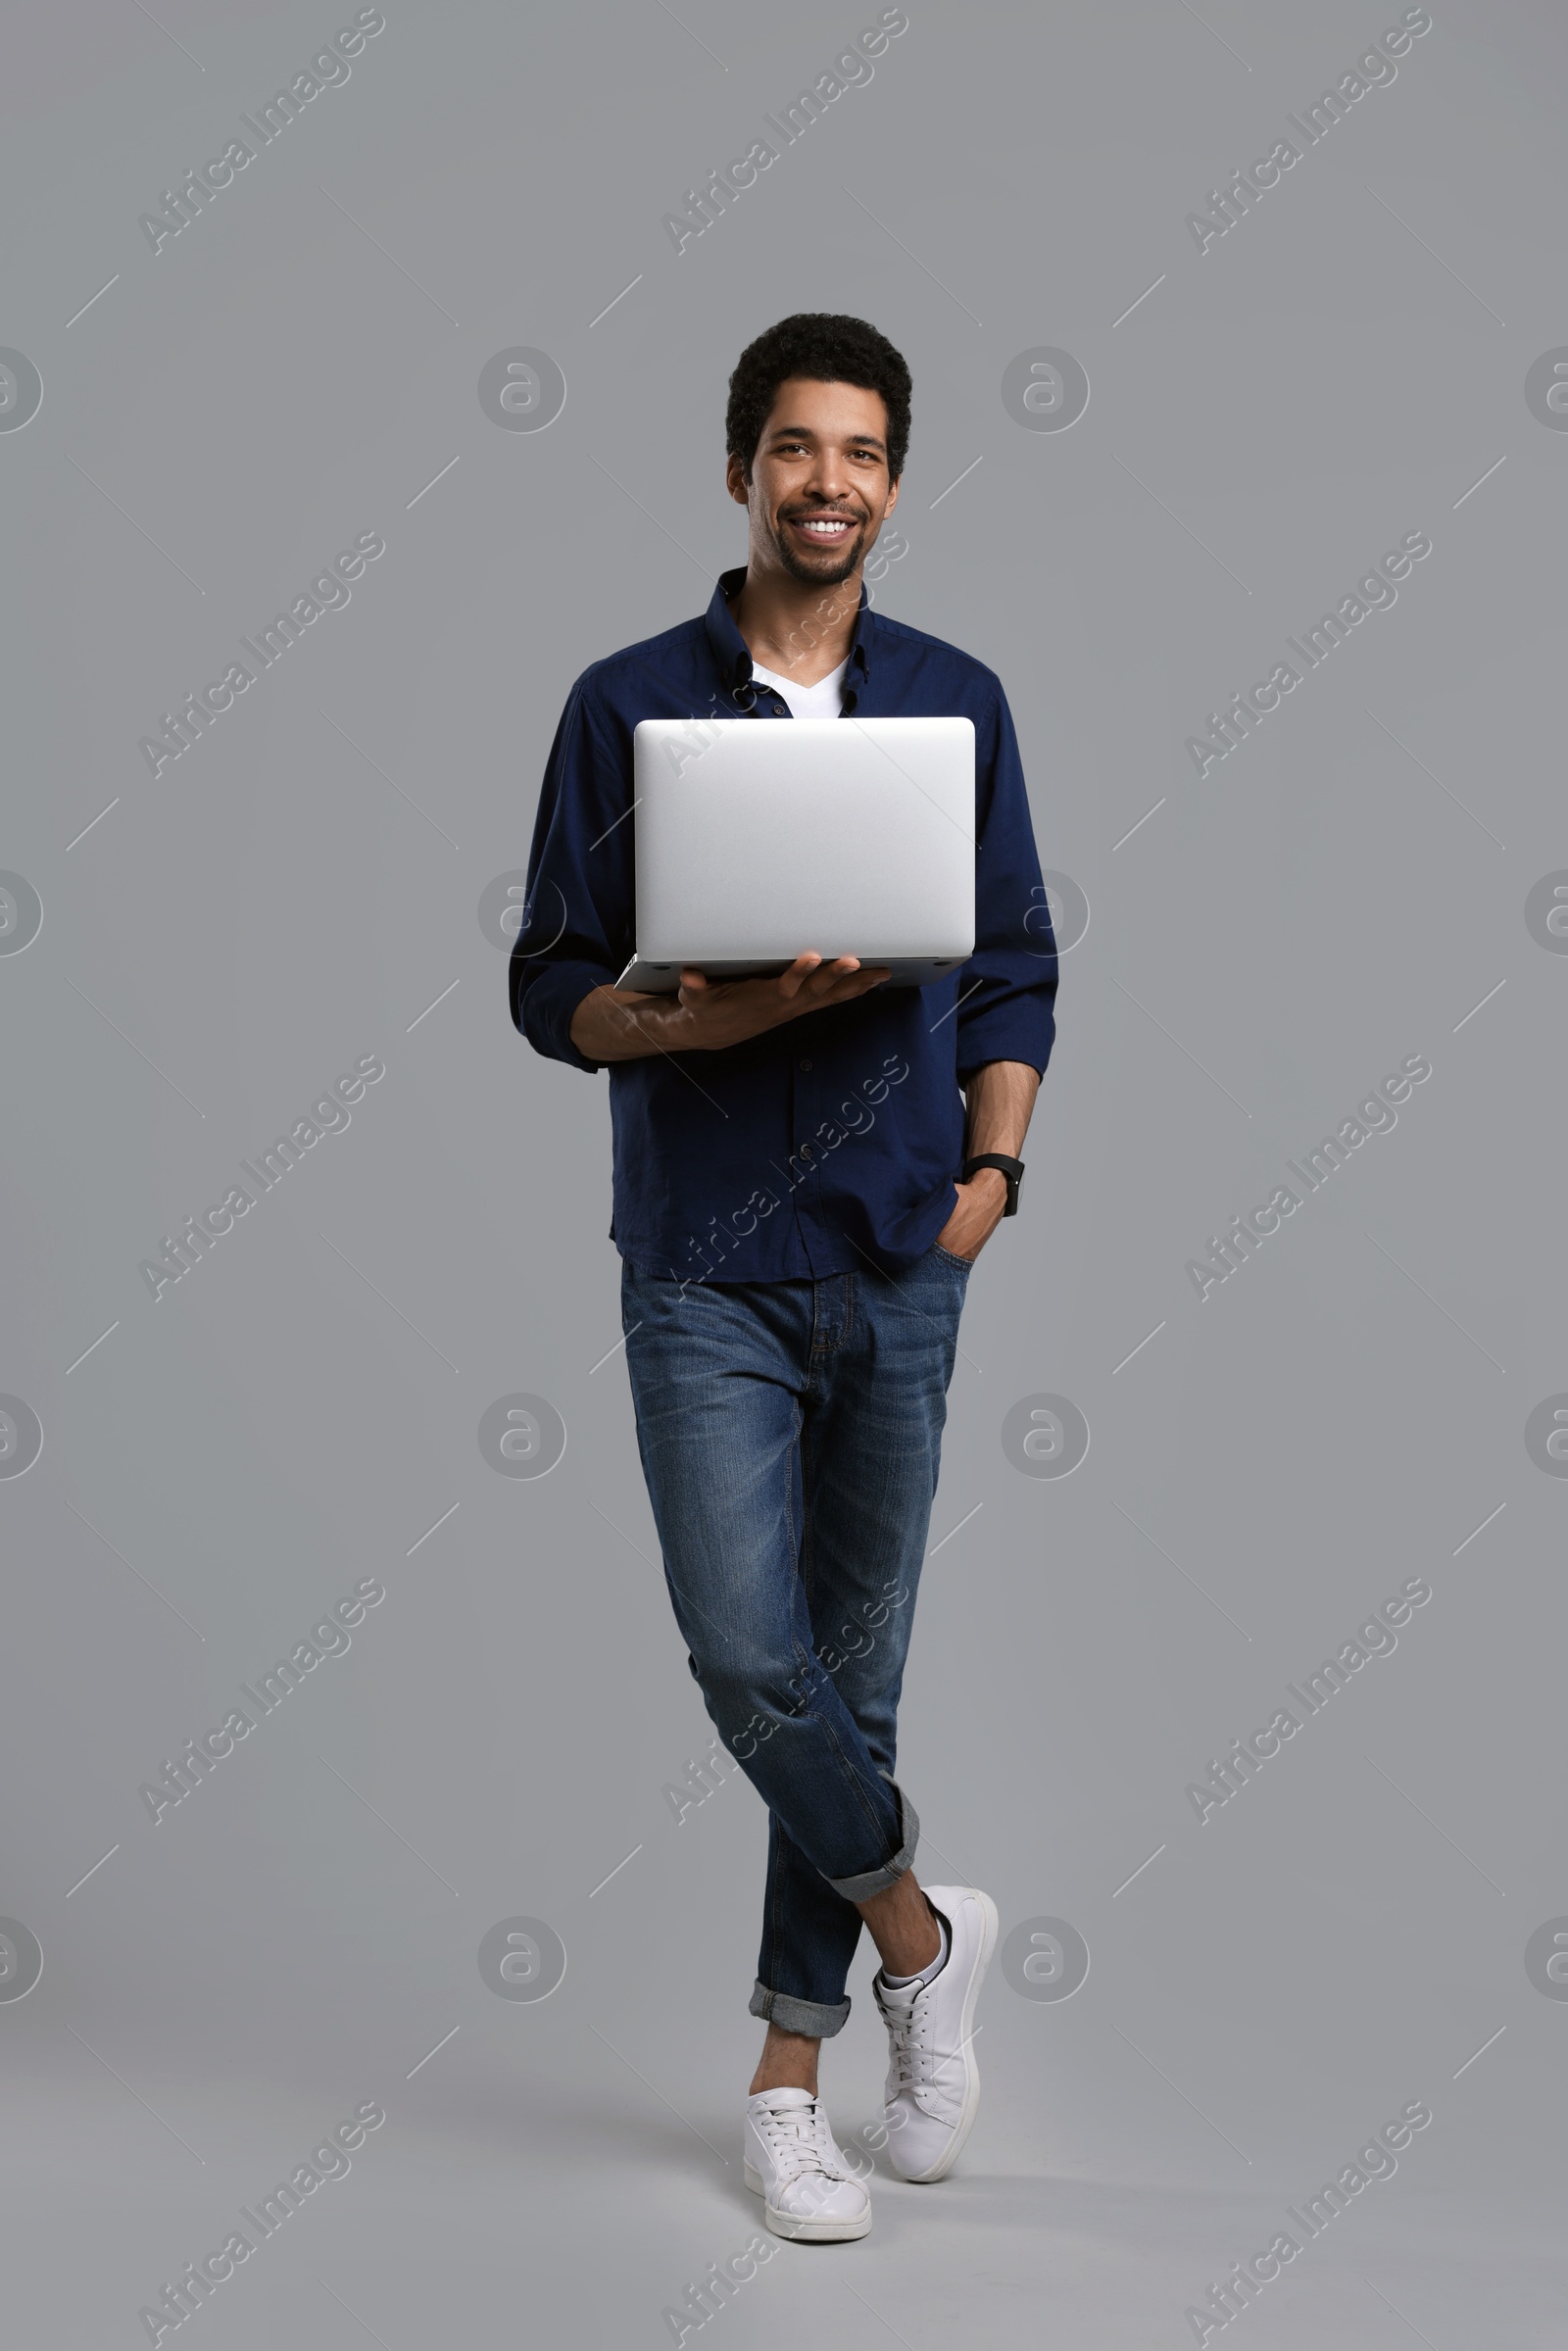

{"left": 3, "top": 0, "right": 1564, "bottom": 2341}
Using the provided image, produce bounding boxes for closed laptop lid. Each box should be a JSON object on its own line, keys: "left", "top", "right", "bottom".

{"left": 631, "top": 715, "right": 975, "bottom": 963}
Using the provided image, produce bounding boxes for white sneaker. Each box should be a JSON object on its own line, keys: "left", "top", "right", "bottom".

{"left": 744, "top": 2087, "right": 872, "bottom": 2240}
{"left": 874, "top": 1885, "right": 999, "bottom": 2182}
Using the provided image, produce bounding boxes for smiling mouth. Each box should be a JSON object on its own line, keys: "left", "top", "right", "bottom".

{"left": 787, "top": 513, "right": 860, "bottom": 543}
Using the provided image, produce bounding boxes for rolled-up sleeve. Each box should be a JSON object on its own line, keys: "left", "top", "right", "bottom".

{"left": 509, "top": 678, "right": 632, "bottom": 1073}
{"left": 955, "top": 687, "right": 1057, "bottom": 1082}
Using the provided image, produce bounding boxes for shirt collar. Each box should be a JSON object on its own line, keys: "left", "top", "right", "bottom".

{"left": 705, "top": 564, "right": 875, "bottom": 695}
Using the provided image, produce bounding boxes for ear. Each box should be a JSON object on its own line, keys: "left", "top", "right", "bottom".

{"left": 884, "top": 473, "right": 901, "bottom": 515}
{"left": 725, "top": 452, "right": 752, "bottom": 507}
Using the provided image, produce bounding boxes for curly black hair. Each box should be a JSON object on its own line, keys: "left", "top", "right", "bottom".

{"left": 725, "top": 313, "right": 912, "bottom": 484}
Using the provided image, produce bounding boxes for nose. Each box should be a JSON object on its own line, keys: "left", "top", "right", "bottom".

{"left": 802, "top": 449, "right": 856, "bottom": 508}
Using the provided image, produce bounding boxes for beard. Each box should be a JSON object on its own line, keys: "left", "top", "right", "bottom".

{"left": 769, "top": 507, "right": 868, "bottom": 586}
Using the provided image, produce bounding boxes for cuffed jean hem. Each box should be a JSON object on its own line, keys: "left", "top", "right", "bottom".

{"left": 823, "top": 1780, "right": 920, "bottom": 1903}
{"left": 749, "top": 1983, "right": 853, "bottom": 2038}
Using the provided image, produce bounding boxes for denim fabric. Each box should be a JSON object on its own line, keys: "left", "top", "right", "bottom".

{"left": 622, "top": 1243, "right": 970, "bottom": 2036}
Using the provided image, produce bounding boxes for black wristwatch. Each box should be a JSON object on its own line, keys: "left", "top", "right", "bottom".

{"left": 963, "top": 1153, "right": 1025, "bottom": 1216}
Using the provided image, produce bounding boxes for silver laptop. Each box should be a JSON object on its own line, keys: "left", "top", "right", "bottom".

{"left": 615, "top": 715, "right": 975, "bottom": 993}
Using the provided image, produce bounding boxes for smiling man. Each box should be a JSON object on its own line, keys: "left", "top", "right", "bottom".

{"left": 512, "top": 314, "right": 1057, "bottom": 2240}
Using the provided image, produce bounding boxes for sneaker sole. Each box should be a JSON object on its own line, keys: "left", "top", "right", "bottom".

{"left": 896, "top": 1887, "right": 1001, "bottom": 2184}
{"left": 744, "top": 2156, "right": 872, "bottom": 2240}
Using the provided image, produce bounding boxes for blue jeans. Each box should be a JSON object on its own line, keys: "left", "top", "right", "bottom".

{"left": 621, "top": 1244, "right": 971, "bottom": 2037}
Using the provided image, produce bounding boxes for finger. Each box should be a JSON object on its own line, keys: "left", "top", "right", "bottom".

{"left": 823, "top": 966, "right": 890, "bottom": 995}
{"left": 777, "top": 954, "right": 822, "bottom": 999}
{"left": 678, "top": 966, "right": 710, "bottom": 995}
{"left": 805, "top": 955, "right": 862, "bottom": 994}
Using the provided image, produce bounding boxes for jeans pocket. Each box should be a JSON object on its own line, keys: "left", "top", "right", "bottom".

{"left": 931, "top": 1241, "right": 975, "bottom": 1273}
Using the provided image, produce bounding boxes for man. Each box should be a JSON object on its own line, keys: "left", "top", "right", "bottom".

{"left": 513, "top": 313, "right": 1056, "bottom": 2240}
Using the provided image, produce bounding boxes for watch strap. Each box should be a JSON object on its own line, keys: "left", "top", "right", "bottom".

{"left": 962, "top": 1152, "right": 1024, "bottom": 1215}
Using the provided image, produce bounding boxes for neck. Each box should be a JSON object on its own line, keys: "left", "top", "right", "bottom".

{"left": 729, "top": 563, "right": 861, "bottom": 684}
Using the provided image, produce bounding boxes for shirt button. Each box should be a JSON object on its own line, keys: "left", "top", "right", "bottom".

{"left": 799, "top": 1058, "right": 812, "bottom": 1071}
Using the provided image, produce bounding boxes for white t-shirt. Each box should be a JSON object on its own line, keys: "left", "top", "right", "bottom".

{"left": 748, "top": 656, "right": 849, "bottom": 721}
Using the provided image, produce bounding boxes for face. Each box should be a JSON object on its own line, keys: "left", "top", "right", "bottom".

{"left": 727, "top": 376, "right": 900, "bottom": 588}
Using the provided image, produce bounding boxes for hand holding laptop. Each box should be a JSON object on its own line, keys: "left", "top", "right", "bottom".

{"left": 675, "top": 951, "right": 891, "bottom": 1029}
{"left": 571, "top": 952, "right": 890, "bottom": 1063}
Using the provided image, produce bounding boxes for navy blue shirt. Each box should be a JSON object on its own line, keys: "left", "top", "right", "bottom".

{"left": 511, "top": 567, "right": 1057, "bottom": 1283}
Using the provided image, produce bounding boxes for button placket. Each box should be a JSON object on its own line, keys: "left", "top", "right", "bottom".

{"left": 791, "top": 1053, "right": 819, "bottom": 1191}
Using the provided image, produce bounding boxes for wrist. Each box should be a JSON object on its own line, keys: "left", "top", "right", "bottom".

{"left": 962, "top": 1152, "right": 1025, "bottom": 1215}
{"left": 966, "top": 1166, "right": 1007, "bottom": 1208}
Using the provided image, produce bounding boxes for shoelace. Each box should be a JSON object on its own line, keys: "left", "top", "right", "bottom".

{"left": 882, "top": 1996, "right": 935, "bottom": 2097}
{"left": 756, "top": 2099, "right": 842, "bottom": 2183}
{"left": 882, "top": 1988, "right": 961, "bottom": 2115}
